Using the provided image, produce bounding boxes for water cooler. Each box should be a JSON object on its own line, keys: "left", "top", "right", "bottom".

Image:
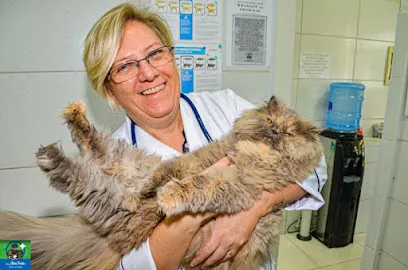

{"left": 311, "top": 82, "right": 365, "bottom": 248}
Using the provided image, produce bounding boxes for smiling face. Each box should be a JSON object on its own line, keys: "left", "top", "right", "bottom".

{"left": 107, "top": 20, "right": 180, "bottom": 126}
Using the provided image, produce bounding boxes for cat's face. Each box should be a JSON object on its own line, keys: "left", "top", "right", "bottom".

{"left": 233, "top": 96, "right": 321, "bottom": 148}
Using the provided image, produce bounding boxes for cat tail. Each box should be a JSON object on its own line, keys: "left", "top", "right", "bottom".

{"left": 0, "top": 211, "right": 121, "bottom": 270}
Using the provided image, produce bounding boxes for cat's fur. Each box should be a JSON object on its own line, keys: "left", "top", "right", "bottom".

{"left": 0, "top": 96, "right": 323, "bottom": 270}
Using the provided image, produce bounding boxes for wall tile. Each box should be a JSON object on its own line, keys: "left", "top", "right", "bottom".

{"left": 296, "top": 79, "right": 331, "bottom": 121}
{"left": 383, "top": 75, "right": 406, "bottom": 140}
{"left": 360, "top": 162, "right": 376, "bottom": 200}
{"left": 302, "top": 0, "right": 359, "bottom": 37}
{"left": 361, "top": 245, "right": 375, "bottom": 270}
{"left": 378, "top": 251, "right": 408, "bottom": 270}
{"left": 354, "top": 81, "right": 389, "bottom": 119}
{"left": 0, "top": 0, "right": 122, "bottom": 72}
{"left": 399, "top": 117, "right": 408, "bottom": 142}
{"left": 355, "top": 199, "right": 371, "bottom": 234}
{"left": 373, "top": 139, "right": 394, "bottom": 198}
{"left": 0, "top": 167, "right": 75, "bottom": 217}
{"left": 354, "top": 40, "right": 394, "bottom": 81}
{"left": 0, "top": 72, "right": 125, "bottom": 169}
{"left": 358, "top": 0, "right": 399, "bottom": 41}
{"left": 222, "top": 71, "right": 274, "bottom": 104}
{"left": 296, "top": 0, "right": 303, "bottom": 34}
{"left": 291, "top": 79, "right": 298, "bottom": 109}
{"left": 381, "top": 199, "right": 408, "bottom": 266}
{"left": 364, "top": 139, "right": 381, "bottom": 163}
{"left": 391, "top": 141, "right": 408, "bottom": 205}
{"left": 300, "top": 35, "right": 356, "bottom": 80}
{"left": 365, "top": 197, "right": 387, "bottom": 248}
{"left": 271, "top": 0, "right": 297, "bottom": 105}
{"left": 390, "top": 13, "right": 408, "bottom": 78}
{"left": 293, "top": 34, "right": 301, "bottom": 78}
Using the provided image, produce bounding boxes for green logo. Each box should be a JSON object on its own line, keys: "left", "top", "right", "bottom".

{"left": 0, "top": 240, "right": 31, "bottom": 269}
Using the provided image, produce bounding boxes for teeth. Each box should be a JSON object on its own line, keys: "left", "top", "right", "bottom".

{"left": 142, "top": 84, "right": 165, "bottom": 95}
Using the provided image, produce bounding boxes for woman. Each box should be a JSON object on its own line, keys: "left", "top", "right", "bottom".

{"left": 83, "top": 3, "right": 327, "bottom": 270}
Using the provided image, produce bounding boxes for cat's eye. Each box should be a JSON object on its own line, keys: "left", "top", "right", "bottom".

{"left": 267, "top": 118, "right": 275, "bottom": 126}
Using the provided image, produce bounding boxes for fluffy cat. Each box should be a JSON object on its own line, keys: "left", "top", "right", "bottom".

{"left": 0, "top": 96, "right": 323, "bottom": 270}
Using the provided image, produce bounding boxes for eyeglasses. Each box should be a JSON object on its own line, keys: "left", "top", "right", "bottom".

{"left": 108, "top": 46, "right": 174, "bottom": 83}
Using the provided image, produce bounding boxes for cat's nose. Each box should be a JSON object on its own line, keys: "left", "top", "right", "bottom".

{"left": 272, "top": 129, "right": 279, "bottom": 135}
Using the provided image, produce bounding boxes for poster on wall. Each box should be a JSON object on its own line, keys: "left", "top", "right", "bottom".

{"left": 225, "top": 0, "right": 274, "bottom": 70}
{"left": 175, "top": 44, "right": 222, "bottom": 93}
{"left": 149, "top": 0, "right": 223, "bottom": 92}
{"left": 150, "top": 0, "right": 222, "bottom": 43}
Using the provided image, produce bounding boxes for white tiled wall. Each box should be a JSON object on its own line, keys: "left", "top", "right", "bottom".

{"left": 358, "top": 0, "right": 400, "bottom": 42}
{"left": 391, "top": 141, "right": 408, "bottom": 206}
{"left": 302, "top": 0, "right": 360, "bottom": 38}
{"left": 287, "top": 0, "right": 399, "bottom": 233}
{"left": 362, "top": 10, "right": 408, "bottom": 270}
{"left": 377, "top": 251, "right": 408, "bottom": 270}
{"left": 381, "top": 199, "right": 408, "bottom": 267}
{"left": 293, "top": 0, "right": 398, "bottom": 136}
{"left": 355, "top": 139, "right": 381, "bottom": 234}
{"left": 354, "top": 40, "right": 394, "bottom": 81}
{"left": 0, "top": 0, "right": 126, "bottom": 216}
{"left": 299, "top": 35, "right": 357, "bottom": 79}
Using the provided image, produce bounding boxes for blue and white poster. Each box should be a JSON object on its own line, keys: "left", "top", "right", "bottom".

{"left": 151, "top": 0, "right": 222, "bottom": 43}
{"left": 175, "top": 45, "right": 222, "bottom": 94}
{"left": 150, "top": 0, "right": 222, "bottom": 93}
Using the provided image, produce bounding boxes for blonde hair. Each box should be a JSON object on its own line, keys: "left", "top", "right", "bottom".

{"left": 83, "top": 3, "right": 174, "bottom": 107}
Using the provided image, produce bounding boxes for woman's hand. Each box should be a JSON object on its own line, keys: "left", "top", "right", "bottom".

{"left": 150, "top": 156, "right": 233, "bottom": 269}
{"left": 190, "top": 185, "right": 308, "bottom": 268}
{"left": 190, "top": 202, "right": 265, "bottom": 268}
{"left": 189, "top": 158, "right": 309, "bottom": 268}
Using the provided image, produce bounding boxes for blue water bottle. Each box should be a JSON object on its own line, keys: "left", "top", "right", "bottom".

{"left": 326, "top": 82, "right": 365, "bottom": 132}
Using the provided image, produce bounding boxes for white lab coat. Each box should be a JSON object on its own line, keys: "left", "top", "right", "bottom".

{"left": 115, "top": 89, "right": 328, "bottom": 270}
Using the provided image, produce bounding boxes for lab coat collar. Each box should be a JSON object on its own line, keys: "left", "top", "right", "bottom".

{"left": 123, "top": 97, "right": 210, "bottom": 160}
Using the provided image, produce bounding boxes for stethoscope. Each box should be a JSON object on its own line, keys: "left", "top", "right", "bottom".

{"left": 130, "top": 93, "right": 213, "bottom": 147}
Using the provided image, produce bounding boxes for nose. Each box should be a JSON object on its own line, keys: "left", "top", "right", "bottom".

{"left": 137, "top": 60, "right": 159, "bottom": 82}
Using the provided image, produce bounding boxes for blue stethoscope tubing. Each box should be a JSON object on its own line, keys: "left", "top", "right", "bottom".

{"left": 130, "top": 93, "right": 213, "bottom": 147}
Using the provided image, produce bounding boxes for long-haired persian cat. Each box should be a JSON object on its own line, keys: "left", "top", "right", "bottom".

{"left": 0, "top": 96, "right": 323, "bottom": 270}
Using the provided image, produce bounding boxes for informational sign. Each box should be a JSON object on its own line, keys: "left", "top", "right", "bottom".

{"left": 149, "top": 0, "right": 223, "bottom": 92}
{"left": 175, "top": 45, "right": 222, "bottom": 93}
{"left": 151, "top": 0, "right": 222, "bottom": 43}
{"left": 300, "top": 53, "right": 330, "bottom": 79}
{"left": 225, "top": 0, "right": 273, "bottom": 70}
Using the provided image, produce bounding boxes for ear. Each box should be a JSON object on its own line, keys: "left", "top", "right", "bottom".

{"left": 268, "top": 96, "right": 279, "bottom": 112}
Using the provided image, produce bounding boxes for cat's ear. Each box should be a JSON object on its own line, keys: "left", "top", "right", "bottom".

{"left": 268, "top": 96, "right": 279, "bottom": 112}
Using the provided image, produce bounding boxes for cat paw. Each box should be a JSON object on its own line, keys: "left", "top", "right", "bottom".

{"left": 157, "top": 180, "right": 191, "bottom": 216}
{"left": 36, "top": 142, "right": 63, "bottom": 172}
